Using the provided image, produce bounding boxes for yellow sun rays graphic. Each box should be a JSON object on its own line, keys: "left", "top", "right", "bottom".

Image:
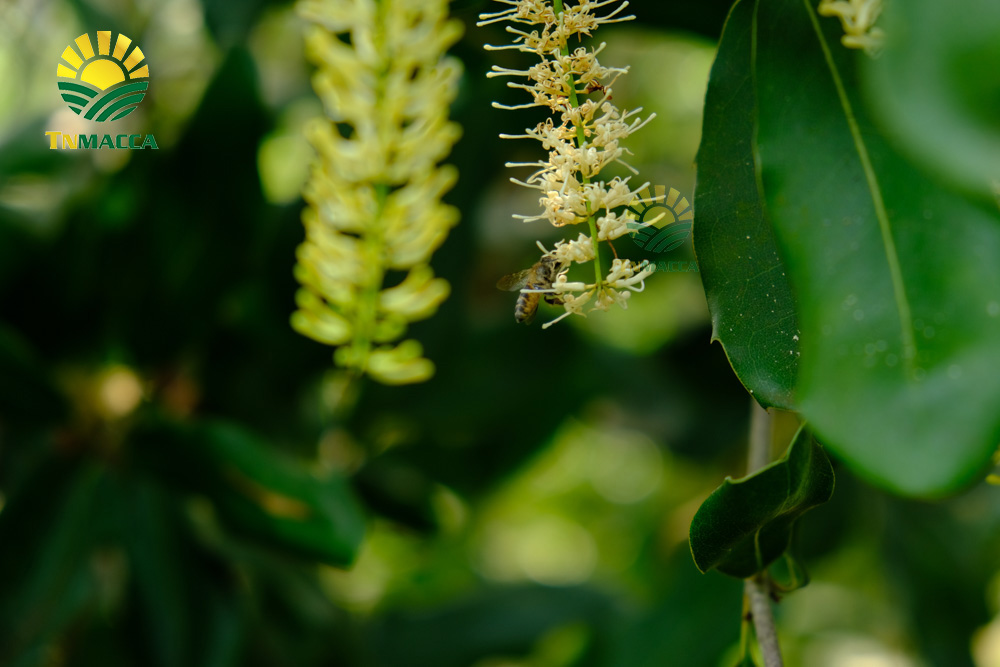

{"left": 56, "top": 31, "right": 149, "bottom": 122}
{"left": 626, "top": 185, "right": 695, "bottom": 253}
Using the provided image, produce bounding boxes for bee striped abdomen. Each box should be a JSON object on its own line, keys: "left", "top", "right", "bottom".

{"left": 514, "top": 289, "right": 541, "bottom": 323}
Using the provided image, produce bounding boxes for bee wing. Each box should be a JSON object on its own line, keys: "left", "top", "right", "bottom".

{"left": 496, "top": 268, "right": 532, "bottom": 292}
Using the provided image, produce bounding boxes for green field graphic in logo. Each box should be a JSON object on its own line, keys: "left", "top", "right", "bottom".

{"left": 626, "top": 185, "right": 694, "bottom": 253}
{"left": 56, "top": 32, "right": 149, "bottom": 122}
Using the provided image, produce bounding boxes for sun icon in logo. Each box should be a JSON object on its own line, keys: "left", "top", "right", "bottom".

{"left": 56, "top": 32, "right": 149, "bottom": 122}
{"left": 625, "top": 185, "right": 694, "bottom": 253}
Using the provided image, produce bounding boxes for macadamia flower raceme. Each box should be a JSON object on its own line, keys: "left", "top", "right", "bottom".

{"left": 818, "top": 0, "right": 884, "bottom": 54}
{"left": 292, "top": 0, "right": 462, "bottom": 384}
{"left": 479, "top": 0, "right": 657, "bottom": 328}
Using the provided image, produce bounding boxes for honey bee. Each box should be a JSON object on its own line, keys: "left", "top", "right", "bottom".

{"left": 496, "top": 255, "right": 567, "bottom": 324}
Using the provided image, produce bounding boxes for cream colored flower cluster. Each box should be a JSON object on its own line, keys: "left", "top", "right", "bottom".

{"left": 478, "top": 0, "right": 656, "bottom": 328}
{"left": 818, "top": 0, "right": 884, "bottom": 54}
{"left": 292, "top": 0, "right": 462, "bottom": 384}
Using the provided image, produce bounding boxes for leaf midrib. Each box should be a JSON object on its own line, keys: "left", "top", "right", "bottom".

{"left": 801, "top": 0, "right": 919, "bottom": 376}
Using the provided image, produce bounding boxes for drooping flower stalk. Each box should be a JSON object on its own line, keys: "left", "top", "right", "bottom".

{"left": 292, "top": 0, "right": 462, "bottom": 384}
{"left": 479, "top": 0, "right": 656, "bottom": 328}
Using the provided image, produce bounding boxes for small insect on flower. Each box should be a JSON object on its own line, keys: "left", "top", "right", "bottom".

{"left": 479, "top": 0, "right": 657, "bottom": 328}
{"left": 497, "top": 255, "right": 569, "bottom": 323}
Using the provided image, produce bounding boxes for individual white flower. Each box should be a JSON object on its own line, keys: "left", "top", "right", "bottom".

{"left": 551, "top": 233, "right": 597, "bottom": 264}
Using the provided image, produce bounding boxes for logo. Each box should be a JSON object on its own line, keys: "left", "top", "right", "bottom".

{"left": 47, "top": 31, "right": 157, "bottom": 150}
{"left": 626, "top": 185, "right": 694, "bottom": 253}
{"left": 56, "top": 31, "right": 148, "bottom": 122}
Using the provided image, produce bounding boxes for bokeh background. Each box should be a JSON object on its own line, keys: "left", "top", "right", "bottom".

{"left": 2, "top": 0, "right": 1000, "bottom": 665}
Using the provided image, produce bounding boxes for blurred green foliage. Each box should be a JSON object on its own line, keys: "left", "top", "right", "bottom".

{"left": 1, "top": 0, "right": 999, "bottom": 666}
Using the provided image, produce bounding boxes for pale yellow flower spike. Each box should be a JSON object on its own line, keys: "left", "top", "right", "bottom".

{"left": 292, "top": 0, "right": 462, "bottom": 384}
{"left": 818, "top": 0, "right": 885, "bottom": 55}
{"left": 479, "top": 0, "right": 656, "bottom": 328}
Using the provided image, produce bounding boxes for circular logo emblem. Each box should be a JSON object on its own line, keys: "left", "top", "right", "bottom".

{"left": 56, "top": 32, "right": 149, "bottom": 122}
{"left": 626, "top": 185, "right": 694, "bottom": 253}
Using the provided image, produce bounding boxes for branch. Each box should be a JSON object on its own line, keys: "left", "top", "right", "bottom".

{"left": 747, "top": 398, "right": 773, "bottom": 474}
{"left": 745, "top": 399, "right": 784, "bottom": 667}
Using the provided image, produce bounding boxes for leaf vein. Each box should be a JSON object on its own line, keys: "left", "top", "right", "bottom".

{"left": 802, "top": 0, "right": 918, "bottom": 375}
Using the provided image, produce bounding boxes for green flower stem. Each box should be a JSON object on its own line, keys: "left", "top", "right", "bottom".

{"left": 351, "top": 0, "right": 390, "bottom": 375}
{"left": 553, "top": 0, "right": 603, "bottom": 288}
{"left": 352, "top": 184, "right": 390, "bottom": 373}
{"left": 353, "top": 0, "right": 389, "bottom": 374}
{"left": 748, "top": 399, "right": 774, "bottom": 474}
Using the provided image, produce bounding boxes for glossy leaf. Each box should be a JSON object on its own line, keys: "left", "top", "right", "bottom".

{"left": 693, "top": 0, "right": 800, "bottom": 411}
{"left": 689, "top": 425, "right": 834, "bottom": 578}
{"left": 135, "top": 419, "right": 365, "bottom": 566}
{"left": 863, "top": 0, "right": 1000, "bottom": 198}
{"left": 752, "top": 0, "right": 1000, "bottom": 495}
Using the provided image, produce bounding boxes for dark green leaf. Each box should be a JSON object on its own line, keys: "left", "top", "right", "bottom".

{"left": 118, "top": 477, "right": 245, "bottom": 667}
{"left": 689, "top": 425, "right": 834, "bottom": 578}
{"left": 693, "top": 0, "right": 800, "bottom": 411}
{"left": 753, "top": 0, "right": 1000, "bottom": 495}
{"left": 0, "top": 462, "right": 105, "bottom": 662}
{"left": 134, "top": 419, "right": 365, "bottom": 566}
{"left": 368, "top": 585, "right": 613, "bottom": 667}
{"left": 863, "top": 0, "right": 1000, "bottom": 198}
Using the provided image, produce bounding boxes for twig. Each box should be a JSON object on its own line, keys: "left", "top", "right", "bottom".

{"left": 745, "top": 576, "right": 782, "bottom": 667}
{"left": 747, "top": 399, "right": 773, "bottom": 474}
{"left": 744, "top": 399, "right": 784, "bottom": 667}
